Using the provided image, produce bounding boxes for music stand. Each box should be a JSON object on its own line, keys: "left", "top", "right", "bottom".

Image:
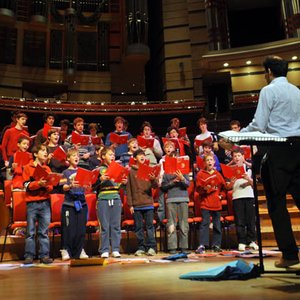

{"left": 219, "top": 131, "right": 299, "bottom": 275}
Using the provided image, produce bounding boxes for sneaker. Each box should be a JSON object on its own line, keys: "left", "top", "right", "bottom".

{"left": 134, "top": 250, "right": 146, "bottom": 256}
{"left": 24, "top": 257, "right": 33, "bottom": 265}
{"left": 79, "top": 249, "right": 89, "bottom": 259}
{"left": 274, "top": 258, "right": 300, "bottom": 268}
{"left": 212, "top": 245, "right": 222, "bottom": 253}
{"left": 112, "top": 251, "right": 121, "bottom": 258}
{"left": 146, "top": 248, "right": 156, "bottom": 256}
{"left": 60, "top": 249, "right": 70, "bottom": 261}
{"left": 40, "top": 257, "right": 53, "bottom": 264}
{"left": 248, "top": 241, "right": 259, "bottom": 251}
{"left": 195, "top": 245, "right": 205, "bottom": 254}
{"left": 101, "top": 252, "right": 109, "bottom": 258}
{"left": 238, "top": 243, "right": 246, "bottom": 251}
{"left": 169, "top": 249, "right": 177, "bottom": 255}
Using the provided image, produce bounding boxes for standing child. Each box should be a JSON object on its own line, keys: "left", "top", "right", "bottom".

{"left": 195, "top": 153, "right": 226, "bottom": 253}
{"left": 161, "top": 167, "right": 190, "bottom": 254}
{"left": 9, "top": 136, "right": 32, "bottom": 191}
{"left": 97, "top": 147, "right": 127, "bottom": 258}
{"left": 60, "top": 148, "right": 89, "bottom": 260}
{"left": 22, "top": 144, "right": 53, "bottom": 264}
{"left": 126, "top": 149, "right": 158, "bottom": 256}
{"left": 228, "top": 148, "right": 258, "bottom": 252}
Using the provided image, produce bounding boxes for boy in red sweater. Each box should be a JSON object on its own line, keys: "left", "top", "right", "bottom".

{"left": 23, "top": 144, "right": 53, "bottom": 264}
{"left": 195, "top": 153, "right": 226, "bottom": 253}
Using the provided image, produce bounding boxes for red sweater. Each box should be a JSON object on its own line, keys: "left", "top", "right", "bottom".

{"left": 23, "top": 162, "right": 53, "bottom": 202}
{"left": 196, "top": 169, "right": 226, "bottom": 211}
{"left": 1, "top": 127, "right": 29, "bottom": 161}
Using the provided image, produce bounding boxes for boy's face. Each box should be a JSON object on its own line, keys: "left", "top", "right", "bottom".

{"left": 68, "top": 152, "right": 79, "bottom": 166}
{"left": 60, "top": 123, "right": 68, "bottom": 131}
{"left": 203, "top": 146, "right": 212, "bottom": 154}
{"left": 232, "top": 152, "right": 244, "bottom": 165}
{"left": 74, "top": 121, "right": 84, "bottom": 134}
{"left": 103, "top": 150, "right": 115, "bottom": 164}
{"left": 115, "top": 121, "right": 124, "bottom": 132}
{"left": 129, "top": 141, "right": 138, "bottom": 152}
{"left": 18, "top": 139, "right": 30, "bottom": 152}
{"left": 231, "top": 124, "right": 240, "bottom": 132}
{"left": 143, "top": 126, "right": 152, "bottom": 138}
{"left": 46, "top": 116, "right": 55, "bottom": 126}
{"left": 35, "top": 147, "right": 48, "bottom": 163}
{"left": 169, "top": 129, "right": 178, "bottom": 138}
{"left": 135, "top": 153, "right": 146, "bottom": 165}
{"left": 17, "top": 117, "right": 27, "bottom": 127}
{"left": 90, "top": 128, "right": 97, "bottom": 136}
{"left": 204, "top": 156, "right": 215, "bottom": 171}
{"left": 199, "top": 122, "right": 207, "bottom": 132}
{"left": 164, "top": 144, "right": 175, "bottom": 156}
{"left": 49, "top": 132, "right": 59, "bottom": 144}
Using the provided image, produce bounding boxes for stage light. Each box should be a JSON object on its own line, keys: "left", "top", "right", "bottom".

{"left": 223, "top": 62, "right": 229, "bottom": 67}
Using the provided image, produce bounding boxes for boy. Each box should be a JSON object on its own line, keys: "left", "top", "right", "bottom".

{"left": 22, "top": 144, "right": 53, "bottom": 264}
{"left": 200, "top": 141, "right": 221, "bottom": 172}
{"left": 195, "top": 153, "right": 226, "bottom": 253}
{"left": 228, "top": 148, "right": 258, "bottom": 252}
{"left": 64, "top": 117, "right": 95, "bottom": 170}
{"left": 161, "top": 168, "right": 190, "bottom": 254}
{"left": 61, "top": 148, "right": 89, "bottom": 260}
{"left": 119, "top": 138, "right": 139, "bottom": 168}
{"left": 126, "top": 149, "right": 158, "bottom": 256}
{"left": 35, "top": 113, "right": 56, "bottom": 146}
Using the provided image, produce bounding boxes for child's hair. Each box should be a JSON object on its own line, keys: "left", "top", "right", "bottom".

{"left": 88, "top": 123, "right": 99, "bottom": 131}
{"left": 163, "top": 140, "right": 175, "bottom": 150}
{"left": 203, "top": 153, "right": 215, "bottom": 161}
{"left": 67, "top": 148, "right": 79, "bottom": 158}
{"left": 47, "top": 128, "right": 60, "bottom": 138}
{"left": 73, "top": 117, "right": 84, "bottom": 126}
{"left": 202, "top": 141, "right": 213, "bottom": 149}
{"left": 141, "top": 121, "right": 152, "bottom": 132}
{"left": 133, "top": 149, "right": 145, "bottom": 158}
{"left": 17, "top": 136, "right": 30, "bottom": 144}
{"left": 232, "top": 147, "right": 244, "bottom": 155}
{"left": 16, "top": 112, "right": 28, "bottom": 120}
{"left": 114, "top": 116, "right": 125, "bottom": 124}
{"left": 31, "top": 144, "right": 47, "bottom": 155}
{"left": 127, "top": 137, "right": 137, "bottom": 146}
{"left": 100, "top": 146, "right": 114, "bottom": 159}
{"left": 60, "top": 119, "right": 70, "bottom": 126}
{"left": 43, "top": 113, "right": 56, "bottom": 122}
{"left": 230, "top": 120, "right": 241, "bottom": 128}
{"left": 167, "top": 126, "right": 178, "bottom": 135}
{"left": 196, "top": 117, "right": 207, "bottom": 127}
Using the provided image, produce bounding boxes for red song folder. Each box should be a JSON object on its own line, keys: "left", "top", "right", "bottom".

{"left": 75, "top": 167, "right": 100, "bottom": 186}
{"left": 199, "top": 174, "right": 219, "bottom": 193}
{"left": 164, "top": 155, "right": 190, "bottom": 174}
{"left": 194, "top": 136, "right": 213, "bottom": 148}
{"left": 33, "top": 164, "right": 62, "bottom": 186}
{"left": 109, "top": 132, "right": 129, "bottom": 145}
{"left": 71, "top": 131, "right": 90, "bottom": 146}
{"left": 220, "top": 163, "right": 245, "bottom": 179}
{"left": 136, "top": 163, "right": 160, "bottom": 181}
{"left": 240, "top": 145, "right": 251, "bottom": 160}
{"left": 52, "top": 146, "right": 67, "bottom": 162}
{"left": 196, "top": 156, "right": 204, "bottom": 169}
{"left": 91, "top": 136, "right": 102, "bottom": 145}
{"left": 105, "top": 161, "right": 129, "bottom": 183}
{"left": 178, "top": 127, "right": 187, "bottom": 137}
{"left": 137, "top": 136, "right": 154, "bottom": 148}
{"left": 14, "top": 151, "right": 32, "bottom": 167}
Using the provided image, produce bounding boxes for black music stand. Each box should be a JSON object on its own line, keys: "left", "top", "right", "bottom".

{"left": 239, "top": 139, "right": 300, "bottom": 275}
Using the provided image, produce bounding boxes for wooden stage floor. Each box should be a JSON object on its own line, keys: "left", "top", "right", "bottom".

{"left": 1, "top": 253, "right": 300, "bottom": 300}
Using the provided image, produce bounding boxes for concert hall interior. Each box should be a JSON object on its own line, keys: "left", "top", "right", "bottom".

{"left": 0, "top": 0, "right": 300, "bottom": 299}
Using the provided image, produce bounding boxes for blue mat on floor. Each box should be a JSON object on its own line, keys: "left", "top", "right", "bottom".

{"left": 179, "top": 259, "right": 260, "bottom": 281}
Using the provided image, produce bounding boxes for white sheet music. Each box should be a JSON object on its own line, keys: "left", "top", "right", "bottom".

{"left": 218, "top": 130, "right": 287, "bottom": 143}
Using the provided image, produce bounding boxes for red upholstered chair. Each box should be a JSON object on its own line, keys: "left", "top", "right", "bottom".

{"left": 223, "top": 190, "right": 235, "bottom": 249}
{"left": 4, "top": 180, "right": 13, "bottom": 206}
{"left": 49, "top": 194, "right": 64, "bottom": 258}
{"left": 1, "top": 191, "right": 27, "bottom": 261}
{"left": 85, "top": 193, "right": 99, "bottom": 255}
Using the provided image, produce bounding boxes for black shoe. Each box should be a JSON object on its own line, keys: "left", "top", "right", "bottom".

{"left": 24, "top": 257, "right": 33, "bottom": 265}
{"left": 212, "top": 246, "right": 222, "bottom": 253}
{"left": 40, "top": 257, "right": 53, "bottom": 264}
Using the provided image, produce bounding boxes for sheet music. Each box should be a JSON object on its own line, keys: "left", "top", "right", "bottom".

{"left": 218, "top": 130, "right": 287, "bottom": 143}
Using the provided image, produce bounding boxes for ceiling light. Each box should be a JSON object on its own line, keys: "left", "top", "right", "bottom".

{"left": 246, "top": 60, "right": 252, "bottom": 65}
{"left": 292, "top": 56, "right": 298, "bottom": 60}
{"left": 223, "top": 62, "right": 229, "bottom": 67}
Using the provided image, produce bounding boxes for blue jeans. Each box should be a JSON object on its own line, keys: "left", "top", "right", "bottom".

{"left": 199, "top": 209, "right": 222, "bottom": 247}
{"left": 97, "top": 199, "right": 122, "bottom": 253}
{"left": 25, "top": 200, "right": 51, "bottom": 259}
{"left": 133, "top": 209, "right": 156, "bottom": 251}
